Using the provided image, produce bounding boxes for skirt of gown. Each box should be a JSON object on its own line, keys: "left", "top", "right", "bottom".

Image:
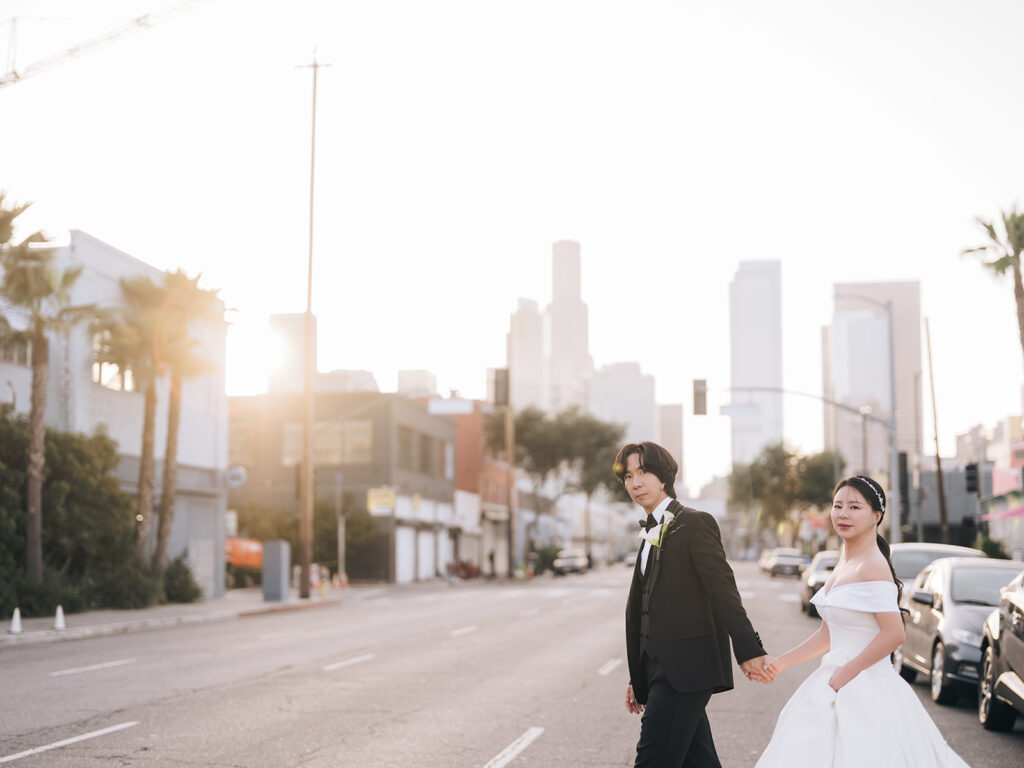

{"left": 756, "top": 582, "right": 969, "bottom": 768}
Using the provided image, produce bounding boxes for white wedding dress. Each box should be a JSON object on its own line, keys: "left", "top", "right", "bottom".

{"left": 755, "top": 581, "right": 969, "bottom": 767}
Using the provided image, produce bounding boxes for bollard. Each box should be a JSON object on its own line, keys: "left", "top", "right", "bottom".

{"left": 7, "top": 607, "right": 22, "bottom": 634}
{"left": 53, "top": 604, "right": 66, "bottom": 630}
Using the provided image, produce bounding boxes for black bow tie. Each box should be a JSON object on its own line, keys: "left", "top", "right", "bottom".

{"left": 639, "top": 516, "right": 657, "bottom": 532}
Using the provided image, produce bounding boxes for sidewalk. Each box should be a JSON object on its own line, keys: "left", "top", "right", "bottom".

{"left": 1, "top": 586, "right": 344, "bottom": 648}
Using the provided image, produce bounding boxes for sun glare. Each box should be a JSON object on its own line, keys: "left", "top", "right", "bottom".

{"left": 225, "top": 316, "right": 280, "bottom": 396}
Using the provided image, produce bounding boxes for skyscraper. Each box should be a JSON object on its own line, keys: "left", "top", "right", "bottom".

{"left": 728, "top": 261, "right": 783, "bottom": 465}
{"left": 547, "top": 240, "right": 592, "bottom": 412}
{"left": 656, "top": 404, "right": 685, "bottom": 493}
{"left": 506, "top": 298, "right": 545, "bottom": 410}
{"left": 824, "top": 281, "right": 922, "bottom": 481}
{"left": 588, "top": 362, "right": 656, "bottom": 445}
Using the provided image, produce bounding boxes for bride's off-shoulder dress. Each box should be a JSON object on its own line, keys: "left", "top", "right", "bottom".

{"left": 755, "top": 581, "right": 969, "bottom": 767}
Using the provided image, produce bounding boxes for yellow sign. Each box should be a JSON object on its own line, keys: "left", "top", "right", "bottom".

{"left": 367, "top": 487, "right": 396, "bottom": 514}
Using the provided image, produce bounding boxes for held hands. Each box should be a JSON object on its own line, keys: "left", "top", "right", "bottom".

{"left": 741, "top": 655, "right": 777, "bottom": 684}
{"left": 625, "top": 683, "right": 644, "bottom": 715}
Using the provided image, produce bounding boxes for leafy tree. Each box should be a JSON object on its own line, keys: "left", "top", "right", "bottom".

{"left": 0, "top": 404, "right": 159, "bottom": 617}
{"left": 0, "top": 195, "right": 97, "bottom": 580}
{"left": 153, "top": 270, "right": 222, "bottom": 577}
{"left": 963, "top": 207, "right": 1024, "bottom": 363}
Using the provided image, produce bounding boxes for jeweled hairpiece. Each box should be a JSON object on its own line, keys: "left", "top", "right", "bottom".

{"left": 856, "top": 476, "right": 886, "bottom": 514}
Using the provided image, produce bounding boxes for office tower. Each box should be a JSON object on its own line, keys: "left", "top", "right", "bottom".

{"left": 506, "top": 298, "right": 545, "bottom": 410}
{"left": 728, "top": 261, "right": 783, "bottom": 465}
{"left": 824, "top": 281, "right": 922, "bottom": 480}
{"left": 588, "top": 362, "right": 656, "bottom": 446}
{"left": 547, "top": 240, "right": 593, "bottom": 412}
{"left": 656, "top": 403, "right": 685, "bottom": 491}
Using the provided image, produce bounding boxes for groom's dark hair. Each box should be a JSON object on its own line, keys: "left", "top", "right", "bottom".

{"left": 613, "top": 441, "right": 678, "bottom": 498}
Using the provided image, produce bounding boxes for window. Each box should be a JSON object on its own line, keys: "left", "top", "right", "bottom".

{"left": 0, "top": 337, "right": 30, "bottom": 367}
{"left": 90, "top": 331, "right": 135, "bottom": 391}
{"left": 419, "top": 434, "right": 434, "bottom": 474}
{"left": 229, "top": 422, "right": 256, "bottom": 466}
{"left": 282, "top": 420, "right": 373, "bottom": 466}
{"left": 398, "top": 426, "right": 415, "bottom": 470}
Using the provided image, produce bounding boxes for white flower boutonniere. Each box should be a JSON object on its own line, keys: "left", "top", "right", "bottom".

{"left": 638, "top": 511, "right": 676, "bottom": 549}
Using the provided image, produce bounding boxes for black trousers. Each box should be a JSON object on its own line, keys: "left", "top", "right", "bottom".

{"left": 634, "top": 656, "right": 721, "bottom": 768}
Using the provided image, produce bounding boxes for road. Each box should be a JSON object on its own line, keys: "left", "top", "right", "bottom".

{"left": 1, "top": 562, "right": 1022, "bottom": 766}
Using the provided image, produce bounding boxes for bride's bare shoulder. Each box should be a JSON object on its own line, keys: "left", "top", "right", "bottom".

{"left": 859, "top": 555, "right": 894, "bottom": 584}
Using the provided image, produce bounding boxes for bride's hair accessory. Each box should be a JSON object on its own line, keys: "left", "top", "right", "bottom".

{"left": 856, "top": 475, "right": 886, "bottom": 514}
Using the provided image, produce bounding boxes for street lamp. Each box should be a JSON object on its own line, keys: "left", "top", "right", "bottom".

{"left": 835, "top": 292, "right": 901, "bottom": 544}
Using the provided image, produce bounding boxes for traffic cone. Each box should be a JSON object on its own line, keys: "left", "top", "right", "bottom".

{"left": 7, "top": 607, "right": 21, "bottom": 634}
{"left": 53, "top": 605, "right": 66, "bottom": 630}
{"left": 341, "top": 572, "right": 349, "bottom": 588}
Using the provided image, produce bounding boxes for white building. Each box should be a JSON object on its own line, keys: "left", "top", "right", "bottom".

{"left": 0, "top": 230, "right": 228, "bottom": 596}
{"left": 397, "top": 369, "right": 438, "bottom": 398}
{"left": 824, "top": 281, "right": 922, "bottom": 482}
{"left": 588, "top": 362, "right": 656, "bottom": 445}
{"left": 656, "top": 403, "right": 685, "bottom": 493}
{"left": 728, "top": 261, "right": 783, "bottom": 465}
{"left": 507, "top": 298, "right": 545, "bottom": 410}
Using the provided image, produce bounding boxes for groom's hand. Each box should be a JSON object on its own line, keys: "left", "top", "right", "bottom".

{"left": 740, "top": 655, "right": 775, "bottom": 683}
{"left": 625, "top": 683, "right": 644, "bottom": 714}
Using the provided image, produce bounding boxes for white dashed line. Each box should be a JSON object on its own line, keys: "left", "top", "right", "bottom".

{"left": 0, "top": 721, "right": 138, "bottom": 763}
{"left": 322, "top": 654, "right": 375, "bottom": 671}
{"left": 740, "top": 591, "right": 755, "bottom": 600}
{"left": 598, "top": 659, "right": 622, "bottom": 676}
{"left": 451, "top": 625, "right": 478, "bottom": 637}
{"left": 50, "top": 658, "right": 136, "bottom": 677}
{"left": 483, "top": 727, "right": 545, "bottom": 768}
{"left": 778, "top": 593, "right": 801, "bottom": 603}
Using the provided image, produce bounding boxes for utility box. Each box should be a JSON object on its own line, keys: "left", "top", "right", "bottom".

{"left": 262, "top": 540, "right": 290, "bottom": 602}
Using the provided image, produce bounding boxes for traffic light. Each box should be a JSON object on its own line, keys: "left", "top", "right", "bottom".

{"left": 693, "top": 379, "right": 707, "bottom": 416}
{"left": 965, "top": 462, "right": 979, "bottom": 494}
{"left": 493, "top": 368, "right": 509, "bottom": 407}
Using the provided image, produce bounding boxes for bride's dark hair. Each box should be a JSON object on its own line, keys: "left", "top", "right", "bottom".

{"left": 834, "top": 475, "right": 909, "bottom": 623}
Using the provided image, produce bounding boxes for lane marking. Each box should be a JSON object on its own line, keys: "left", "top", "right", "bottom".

{"left": 483, "top": 726, "right": 544, "bottom": 768}
{"left": 519, "top": 608, "right": 540, "bottom": 618}
{"left": 259, "top": 630, "right": 300, "bottom": 641}
{"left": 740, "top": 591, "right": 755, "bottom": 600}
{"left": 778, "top": 593, "right": 800, "bottom": 603}
{"left": 50, "top": 658, "right": 136, "bottom": 677}
{"left": 598, "top": 658, "right": 622, "bottom": 676}
{"left": 451, "top": 625, "right": 478, "bottom": 637}
{"left": 0, "top": 721, "right": 138, "bottom": 763}
{"left": 322, "top": 653, "right": 374, "bottom": 671}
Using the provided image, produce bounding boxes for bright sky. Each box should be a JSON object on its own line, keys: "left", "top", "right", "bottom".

{"left": 2, "top": 0, "right": 1023, "bottom": 492}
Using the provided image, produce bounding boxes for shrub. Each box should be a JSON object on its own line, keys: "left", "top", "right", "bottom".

{"left": 163, "top": 555, "right": 202, "bottom": 603}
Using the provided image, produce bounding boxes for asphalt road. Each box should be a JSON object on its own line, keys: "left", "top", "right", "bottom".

{"left": 1, "top": 562, "right": 1022, "bottom": 766}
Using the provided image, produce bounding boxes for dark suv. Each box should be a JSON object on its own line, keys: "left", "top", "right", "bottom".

{"left": 979, "top": 570, "right": 1024, "bottom": 730}
{"left": 894, "top": 557, "right": 1021, "bottom": 705}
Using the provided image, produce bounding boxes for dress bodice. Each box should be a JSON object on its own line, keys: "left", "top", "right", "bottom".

{"left": 810, "top": 581, "right": 900, "bottom": 666}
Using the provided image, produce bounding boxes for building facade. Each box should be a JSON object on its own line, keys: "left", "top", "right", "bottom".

{"left": 588, "top": 362, "right": 656, "bottom": 445}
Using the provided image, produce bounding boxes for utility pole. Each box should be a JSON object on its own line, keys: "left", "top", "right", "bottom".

{"left": 505, "top": 397, "right": 516, "bottom": 578}
{"left": 925, "top": 318, "right": 949, "bottom": 543}
{"left": 298, "top": 51, "right": 329, "bottom": 598}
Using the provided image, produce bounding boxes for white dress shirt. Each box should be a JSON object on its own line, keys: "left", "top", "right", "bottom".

{"left": 639, "top": 496, "right": 673, "bottom": 576}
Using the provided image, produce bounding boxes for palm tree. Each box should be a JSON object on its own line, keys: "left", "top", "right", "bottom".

{"left": 0, "top": 195, "right": 97, "bottom": 580}
{"left": 91, "top": 275, "right": 166, "bottom": 557}
{"left": 963, "top": 207, "right": 1024, "bottom": 363}
{"left": 152, "top": 269, "right": 221, "bottom": 578}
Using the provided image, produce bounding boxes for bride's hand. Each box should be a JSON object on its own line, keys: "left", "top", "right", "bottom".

{"left": 763, "top": 657, "right": 783, "bottom": 679}
{"left": 828, "top": 665, "right": 856, "bottom": 692}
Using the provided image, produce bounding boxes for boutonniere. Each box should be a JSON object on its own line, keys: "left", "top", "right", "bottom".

{"left": 638, "top": 511, "right": 684, "bottom": 552}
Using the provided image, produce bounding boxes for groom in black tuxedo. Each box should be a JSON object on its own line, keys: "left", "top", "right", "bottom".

{"left": 617, "top": 441, "right": 770, "bottom": 767}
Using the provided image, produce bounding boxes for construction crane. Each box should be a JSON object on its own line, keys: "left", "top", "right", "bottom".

{"left": 0, "top": 0, "right": 208, "bottom": 90}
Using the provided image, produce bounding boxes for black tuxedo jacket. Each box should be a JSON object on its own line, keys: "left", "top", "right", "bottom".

{"left": 625, "top": 499, "right": 764, "bottom": 704}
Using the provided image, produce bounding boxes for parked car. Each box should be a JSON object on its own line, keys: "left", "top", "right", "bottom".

{"left": 757, "top": 548, "right": 777, "bottom": 572}
{"left": 893, "top": 557, "right": 1022, "bottom": 705}
{"left": 888, "top": 542, "right": 985, "bottom": 583}
{"left": 552, "top": 548, "right": 588, "bottom": 575}
{"left": 767, "top": 547, "right": 804, "bottom": 577}
{"left": 800, "top": 550, "right": 838, "bottom": 616}
{"left": 979, "top": 570, "right": 1024, "bottom": 730}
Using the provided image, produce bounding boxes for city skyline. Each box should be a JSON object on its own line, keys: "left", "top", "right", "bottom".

{"left": 3, "top": 1, "right": 1024, "bottom": 489}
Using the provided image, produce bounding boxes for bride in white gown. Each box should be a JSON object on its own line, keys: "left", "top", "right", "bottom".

{"left": 755, "top": 475, "right": 969, "bottom": 768}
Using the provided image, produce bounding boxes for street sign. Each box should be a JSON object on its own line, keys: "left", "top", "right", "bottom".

{"left": 226, "top": 466, "right": 248, "bottom": 489}
{"left": 367, "top": 487, "right": 395, "bottom": 516}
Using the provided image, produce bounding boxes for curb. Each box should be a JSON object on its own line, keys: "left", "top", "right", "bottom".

{"left": 1, "top": 597, "right": 342, "bottom": 648}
